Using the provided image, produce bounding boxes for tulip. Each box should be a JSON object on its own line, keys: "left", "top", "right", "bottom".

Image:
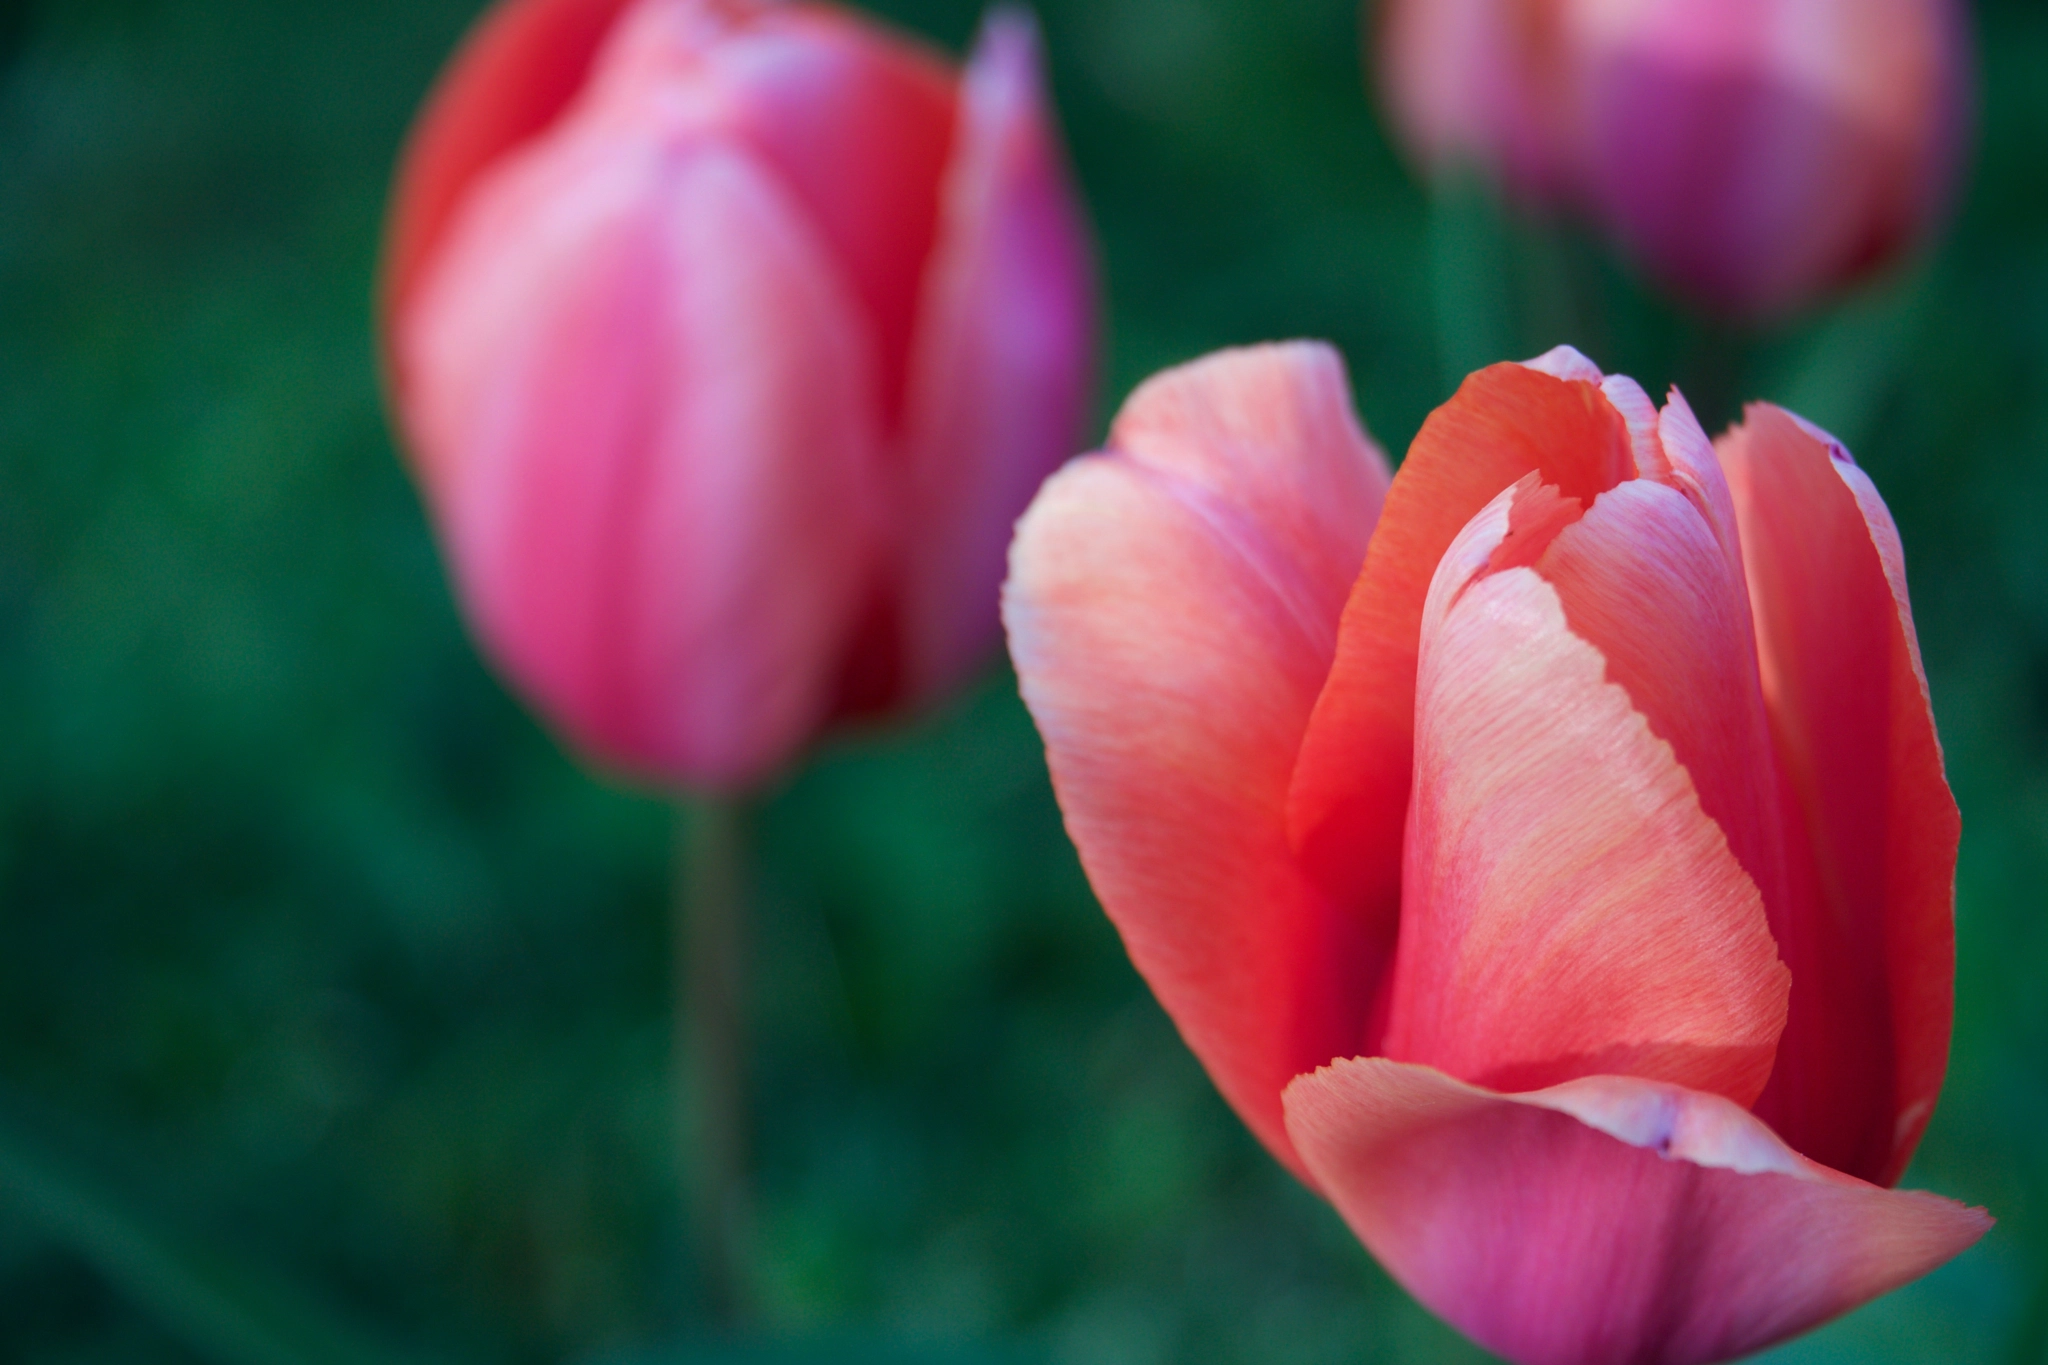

{"left": 1005, "top": 341, "right": 1987, "bottom": 1365}
{"left": 382, "top": 0, "right": 1094, "bottom": 791}
{"left": 1374, "top": 0, "right": 1973, "bottom": 318}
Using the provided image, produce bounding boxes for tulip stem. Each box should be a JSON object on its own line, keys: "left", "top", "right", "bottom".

{"left": 675, "top": 794, "right": 754, "bottom": 1328}
{"left": 1429, "top": 169, "right": 1516, "bottom": 389}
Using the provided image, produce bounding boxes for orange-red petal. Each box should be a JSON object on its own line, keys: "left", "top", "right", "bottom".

{"left": 1285, "top": 362, "right": 1638, "bottom": 1044}
{"left": 1720, "top": 405, "right": 1960, "bottom": 1185}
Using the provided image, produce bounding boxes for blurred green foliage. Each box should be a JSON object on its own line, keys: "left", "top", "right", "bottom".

{"left": 0, "top": 0, "right": 2043, "bottom": 1362}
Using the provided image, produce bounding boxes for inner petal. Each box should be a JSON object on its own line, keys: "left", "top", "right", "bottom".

{"left": 1383, "top": 488, "right": 1790, "bottom": 1102}
{"left": 1284, "top": 361, "right": 1639, "bottom": 1040}
{"left": 1533, "top": 477, "right": 1788, "bottom": 921}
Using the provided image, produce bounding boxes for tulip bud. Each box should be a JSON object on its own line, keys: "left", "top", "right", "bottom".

{"left": 381, "top": 0, "right": 1095, "bottom": 791}
{"left": 1374, "top": 0, "right": 1973, "bottom": 318}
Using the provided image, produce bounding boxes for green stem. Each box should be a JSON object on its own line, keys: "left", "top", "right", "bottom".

{"left": 1429, "top": 168, "right": 1517, "bottom": 391}
{"left": 675, "top": 795, "right": 753, "bottom": 1327}
{"left": 1516, "top": 212, "right": 1592, "bottom": 362}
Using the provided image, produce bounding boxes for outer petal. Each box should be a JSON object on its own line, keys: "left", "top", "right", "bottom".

{"left": 1286, "top": 361, "right": 1635, "bottom": 1024}
{"left": 382, "top": 0, "right": 635, "bottom": 332}
{"left": 664, "top": 0, "right": 957, "bottom": 424}
{"left": 1004, "top": 344, "right": 1389, "bottom": 1178}
{"left": 398, "top": 110, "right": 884, "bottom": 787}
{"left": 1720, "top": 405, "right": 1959, "bottom": 1186}
{"left": 1285, "top": 1057, "right": 1989, "bottom": 1365}
{"left": 890, "top": 9, "right": 1096, "bottom": 707}
{"left": 1528, "top": 344, "right": 1668, "bottom": 478}
{"left": 1384, "top": 485, "right": 1788, "bottom": 1102}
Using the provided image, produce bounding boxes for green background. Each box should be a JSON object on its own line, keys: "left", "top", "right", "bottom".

{"left": 1, "top": 0, "right": 2043, "bottom": 1361}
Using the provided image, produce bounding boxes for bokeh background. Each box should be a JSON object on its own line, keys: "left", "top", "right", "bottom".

{"left": 2, "top": 0, "right": 2045, "bottom": 1361}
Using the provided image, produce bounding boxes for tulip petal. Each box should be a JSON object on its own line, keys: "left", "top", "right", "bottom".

{"left": 1284, "top": 1057, "right": 1990, "bottom": 1365}
{"left": 1384, "top": 487, "right": 1788, "bottom": 1102}
{"left": 1286, "top": 362, "right": 1636, "bottom": 1018}
{"left": 1004, "top": 344, "right": 1389, "bottom": 1178}
{"left": 1523, "top": 348, "right": 1665, "bottom": 477}
{"left": 1652, "top": 387, "right": 1748, "bottom": 567}
{"left": 1719, "top": 406, "right": 1959, "bottom": 1186}
{"left": 893, "top": 9, "right": 1096, "bottom": 706}
{"left": 682, "top": 0, "right": 957, "bottom": 425}
{"left": 1533, "top": 475, "right": 1787, "bottom": 952}
{"left": 399, "top": 116, "right": 884, "bottom": 788}
{"left": 383, "top": 0, "right": 635, "bottom": 331}
{"left": 1521, "top": 343, "right": 1605, "bottom": 385}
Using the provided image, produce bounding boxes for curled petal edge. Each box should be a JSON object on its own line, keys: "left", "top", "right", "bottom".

{"left": 1284, "top": 1057, "right": 1989, "bottom": 1365}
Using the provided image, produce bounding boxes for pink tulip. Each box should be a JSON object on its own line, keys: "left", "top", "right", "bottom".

{"left": 382, "top": 0, "right": 1094, "bottom": 790}
{"left": 1374, "top": 0, "right": 1973, "bottom": 317}
{"left": 1005, "top": 341, "right": 1987, "bottom": 1365}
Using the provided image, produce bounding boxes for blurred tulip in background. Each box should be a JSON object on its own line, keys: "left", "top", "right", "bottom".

{"left": 1006, "top": 341, "right": 1987, "bottom": 1364}
{"left": 1376, "top": 0, "right": 1974, "bottom": 318}
{"left": 383, "top": 0, "right": 1094, "bottom": 792}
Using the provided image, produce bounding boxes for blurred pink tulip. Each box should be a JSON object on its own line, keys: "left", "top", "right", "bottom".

{"left": 1375, "top": 0, "right": 1973, "bottom": 317}
{"left": 1006, "top": 341, "right": 1987, "bottom": 1364}
{"left": 382, "top": 0, "right": 1094, "bottom": 790}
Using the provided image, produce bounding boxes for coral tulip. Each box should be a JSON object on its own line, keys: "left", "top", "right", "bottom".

{"left": 1374, "top": 0, "right": 1973, "bottom": 318}
{"left": 1005, "top": 341, "right": 1987, "bottom": 1365}
{"left": 382, "top": 0, "right": 1094, "bottom": 790}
